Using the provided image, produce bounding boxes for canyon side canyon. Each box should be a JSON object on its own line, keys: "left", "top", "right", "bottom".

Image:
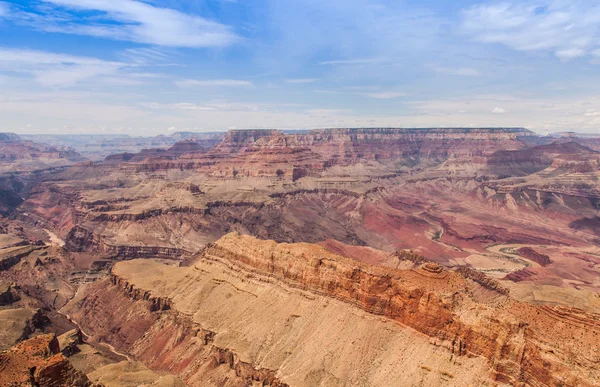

{"left": 0, "top": 128, "right": 599, "bottom": 386}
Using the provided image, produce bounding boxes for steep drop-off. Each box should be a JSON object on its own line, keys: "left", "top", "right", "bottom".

{"left": 64, "top": 233, "right": 600, "bottom": 387}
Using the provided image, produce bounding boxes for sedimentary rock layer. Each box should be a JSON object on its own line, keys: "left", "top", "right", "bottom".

{"left": 65, "top": 233, "right": 600, "bottom": 386}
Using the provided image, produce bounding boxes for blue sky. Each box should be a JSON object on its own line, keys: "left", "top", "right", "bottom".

{"left": 1, "top": 0, "right": 600, "bottom": 135}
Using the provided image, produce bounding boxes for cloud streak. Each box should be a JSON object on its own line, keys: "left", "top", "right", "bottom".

{"left": 0, "top": 48, "right": 130, "bottom": 87}
{"left": 10, "top": 0, "right": 238, "bottom": 48}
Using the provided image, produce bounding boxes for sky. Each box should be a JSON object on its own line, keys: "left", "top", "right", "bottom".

{"left": 1, "top": 0, "right": 600, "bottom": 135}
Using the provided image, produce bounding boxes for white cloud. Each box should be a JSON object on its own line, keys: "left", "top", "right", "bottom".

{"left": 461, "top": 2, "right": 600, "bottom": 60}
{"left": 175, "top": 79, "right": 253, "bottom": 88}
{"left": 492, "top": 107, "right": 507, "bottom": 114}
{"left": 555, "top": 48, "right": 586, "bottom": 60}
{"left": 0, "top": 48, "right": 128, "bottom": 87}
{"left": 285, "top": 78, "right": 317, "bottom": 84}
{"left": 12, "top": 0, "right": 238, "bottom": 48}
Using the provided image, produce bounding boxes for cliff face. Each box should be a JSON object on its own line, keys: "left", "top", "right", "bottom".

{"left": 66, "top": 273, "right": 290, "bottom": 387}
{"left": 65, "top": 233, "right": 600, "bottom": 387}
{"left": 285, "top": 128, "right": 533, "bottom": 165}
{"left": 93, "top": 128, "right": 534, "bottom": 178}
{"left": 65, "top": 226, "right": 192, "bottom": 260}
{"left": 203, "top": 234, "right": 599, "bottom": 386}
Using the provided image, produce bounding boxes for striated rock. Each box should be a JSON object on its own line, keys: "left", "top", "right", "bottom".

{"left": 64, "top": 233, "right": 600, "bottom": 387}
{"left": 65, "top": 226, "right": 192, "bottom": 260}
{"left": 455, "top": 266, "right": 510, "bottom": 295}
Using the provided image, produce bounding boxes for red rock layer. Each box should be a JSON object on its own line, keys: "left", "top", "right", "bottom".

{"left": 67, "top": 233, "right": 600, "bottom": 387}
{"left": 0, "top": 334, "right": 97, "bottom": 386}
{"left": 203, "top": 234, "right": 600, "bottom": 386}
{"left": 66, "top": 275, "right": 289, "bottom": 387}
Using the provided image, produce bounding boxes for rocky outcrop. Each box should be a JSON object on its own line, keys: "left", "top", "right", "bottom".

{"left": 0, "top": 246, "right": 39, "bottom": 271}
{"left": 455, "top": 266, "right": 510, "bottom": 295}
{"left": 0, "top": 334, "right": 99, "bottom": 386}
{"left": 89, "top": 206, "right": 205, "bottom": 222}
{"left": 65, "top": 227, "right": 100, "bottom": 252}
{"left": 0, "top": 281, "right": 20, "bottom": 305}
{"left": 65, "top": 226, "right": 192, "bottom": 260}
{"left": 516, "top": 247, "right": 552, "bottom": 266}
{"left": 111, "top": 275, "right": 172, "bottom": 312}
{"left": 58, "top": 329, "right": 84, "bottom": 357}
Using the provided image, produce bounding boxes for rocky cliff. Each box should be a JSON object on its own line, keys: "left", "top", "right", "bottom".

{"left": 64, "top": 233, "right": 600, "bottom": 387}
{"left": 95, "top": 128, "right": 535, "bottom": 178}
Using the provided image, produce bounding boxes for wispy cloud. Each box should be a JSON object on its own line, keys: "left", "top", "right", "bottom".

{"left": 120, "top": 47, "right": 172, "bottom": 66}
{"left": 9, "top": 0, "right": 238, "bottom": 48}
{"left": 461, "top": 1, "right": 600, "bottom": 60}
{"left": 285, "top": 78, "right": 317, "bottom": 84}
{"left": 0, "top": 48, "right": 130, "bottom": 87}
{"left": 492, "top": 107, "right": 507, "bottom": 114}
{"left": 175, "top": 79, "right": 253, "bottom": 88}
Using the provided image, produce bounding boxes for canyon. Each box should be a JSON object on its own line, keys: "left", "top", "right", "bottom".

{"left": 0, "top": 128, "right": 598, "bottom": 386}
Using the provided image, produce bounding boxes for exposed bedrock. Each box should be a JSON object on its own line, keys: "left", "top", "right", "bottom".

{"left": 516, "top": 247, "right": 553, "bottom": 267}
{"left": 67, "top": 275, "right": 288, "bottom": 387}
{"left": 66, "top": 233, "right": 600, "bottom": 387}
{"left": 65, "top": 226, "right": 192, "bottom": 260}
{"left": 0, "top": 333, "right": 99, "bottom": 386}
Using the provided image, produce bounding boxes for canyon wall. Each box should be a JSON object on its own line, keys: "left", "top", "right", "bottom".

{"left": 65, "top": 233, "right": 600, "bottom": 387}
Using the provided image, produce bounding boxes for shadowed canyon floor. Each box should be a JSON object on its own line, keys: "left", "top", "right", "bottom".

{"left": 0, "top": 128, "right": 599, "bottom": 385}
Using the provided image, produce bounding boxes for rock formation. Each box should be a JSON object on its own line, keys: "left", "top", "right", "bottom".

{"left": 63, "top": 233, "right": 600, "bottom": 387}
{"left": 0, "top": 334, "right": 99, "bottom": 386}
{"left": 0, "top": 128, "right": 598, "bottom": 386}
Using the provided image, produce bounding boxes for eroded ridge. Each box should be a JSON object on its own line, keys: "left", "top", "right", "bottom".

{"left": 64, "top": 233, "right": 600, "bottom": 386}
{"left": 202, "top": 233, "right": 600, "bottom": 386}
